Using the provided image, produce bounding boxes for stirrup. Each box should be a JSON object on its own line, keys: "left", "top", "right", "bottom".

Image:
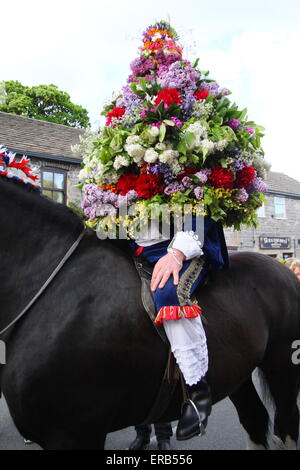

{"left": 181, "top": 398, "right": 206, "bottom": 437}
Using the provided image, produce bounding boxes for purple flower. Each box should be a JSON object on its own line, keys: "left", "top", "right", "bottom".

{"left": 194, "top": 187, "right": 204, "bottom": 200}
{"left": 170, "top": 116, "right": 183, "bottom": 128}
{"left": 235, "top": 188, "right": 249, "bottom": 202}
{"left": 234, "top": 160, "right": 245, "bottom": 171}
{"left": 194, "top": 171, "right": 208, "bottom": 184}
{"left": 116, "top": 86, "right": 143, "bottom": 115}
{"left": 156, "top": 50, "right": 181, "bottom": 67}
{"left": 130, "top": 56, "right": 156, "bottom": 76}
{"left": 245, "top": 126, "right": 255, "bottom": 134}
{"left": 157, "top": 60, "right": 200, "bottom": 94}
{"left": 102, "top": 191, "right": 118, "bottom": 205}
{"left": 200, "top": 81, "right": 220, "bottom": 97}
{"left": 182, "top": 176, "right": 194, "bottom": 188}
{"left": 248, "top": 177, "right": 268, "bottom": 193}
{"left": 164, "top": 181, "right": 184, "bottom": 195}
{"left": 148, "top": 163, "right": 174, "bottom": 184}
{"left": 219, "top": 88, "right": 230, "bottom": 96}
{"left": 96, "top": 204, "right": 117, "bottom": 217}
{"left": 181, "top": 93, "right": 196, "bottom": 119}
{"left": 228, "top": 118, "right": 240, "bottom": 130}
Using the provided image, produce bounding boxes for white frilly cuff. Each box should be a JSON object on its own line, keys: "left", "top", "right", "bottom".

{"left": 168, "top": 231, "right": 203, "bottom": 260}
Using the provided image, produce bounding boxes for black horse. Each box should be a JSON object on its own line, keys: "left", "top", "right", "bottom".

{"left": 0, "top": 174, "right": 300, "bottom": 450}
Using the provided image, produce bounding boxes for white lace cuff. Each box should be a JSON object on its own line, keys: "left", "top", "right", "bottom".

{"left": 168, "top": 231, "right": 203, "bottom": 260}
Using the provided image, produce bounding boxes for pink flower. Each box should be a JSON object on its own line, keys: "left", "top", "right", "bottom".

{"left": 228, "top": 118, "right": 240, "bottom": 130}
{"left": 245, "top": 126, "right": 255, "bottom": 134}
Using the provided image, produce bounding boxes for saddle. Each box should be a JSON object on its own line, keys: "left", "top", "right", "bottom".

{"left": 133, "top": 256, "right": 168, "bottom": 343}
{"left": 133, "top": 255, "right": 181, "bottom": 424}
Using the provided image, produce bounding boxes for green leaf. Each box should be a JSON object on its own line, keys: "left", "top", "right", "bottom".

{"left": 192, "top": 58, "right": 200, "bottom": 68}
{"left": 163, "top": 119, "right": 175, "bottom": 126}
{"left": 219, "top": 158, "right": 228, "bottom": 168}
{"left": 177, "top": 141, "right": 187, "bottom": 155}
{"left": 184, "top": 132, "right": 195, "bottom": 149}
{"left": 239, "top": 108, "right": 248, "bottom": 121}
{"left": 159, "top": 123, "right": 166, "bottom": 142}
{"left": 190, "top": 154, "right": 199, "bottom": 164}
{"left": 130, "top": 82, "right": 138, "bottom": 94}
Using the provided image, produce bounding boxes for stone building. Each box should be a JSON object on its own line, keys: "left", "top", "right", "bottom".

{"left": 225, "top": 172, "right": 300, "bottom": 259}
{"left": 0, "top": 111, "right": 84, "bottom": 206}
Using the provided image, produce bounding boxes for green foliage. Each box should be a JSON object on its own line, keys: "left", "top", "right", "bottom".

{"left": 0, "top": 80, "right": 90, "bottom": 128}
{"left": 68, "top": 200, "right": 84, "bottom": 219}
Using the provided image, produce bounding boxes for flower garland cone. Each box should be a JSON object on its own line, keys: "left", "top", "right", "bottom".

{"left": 79, "top": 21, "right": 268, "bottom": 235}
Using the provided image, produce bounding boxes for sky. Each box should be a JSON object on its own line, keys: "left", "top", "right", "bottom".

{"left": 1, "top": 0, "right": 300, "bottom": 180}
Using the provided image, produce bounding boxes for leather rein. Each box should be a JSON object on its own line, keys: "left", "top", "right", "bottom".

{"left": 0, "top": 228, "right": 86, "bottom": 337}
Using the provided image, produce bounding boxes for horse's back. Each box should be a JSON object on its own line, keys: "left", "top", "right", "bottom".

{"left": 195, "top": 251, "right": 300, "bottom": 400}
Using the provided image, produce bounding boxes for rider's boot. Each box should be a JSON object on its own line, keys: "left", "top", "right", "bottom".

{"left": 176, "top": 376, "right": 212, "bottom": 441}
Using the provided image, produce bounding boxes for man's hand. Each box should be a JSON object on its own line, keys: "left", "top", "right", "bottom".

{"left": 151, "top": 249, "right": 185, "bottom": 292}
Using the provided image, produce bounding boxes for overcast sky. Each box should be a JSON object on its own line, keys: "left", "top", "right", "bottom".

{"left": 1, "top": 0, "right": 300, "bottom": 180}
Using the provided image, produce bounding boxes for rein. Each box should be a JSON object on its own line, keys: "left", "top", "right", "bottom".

{"left": 0, "top": 228, "right": 86, "bottom": 336}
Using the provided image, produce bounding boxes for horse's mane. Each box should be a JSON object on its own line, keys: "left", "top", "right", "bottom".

{"left": 0, "top": 174, "right": 83, "bottom": 232}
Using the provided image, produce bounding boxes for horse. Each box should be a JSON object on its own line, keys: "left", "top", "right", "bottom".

{"left": 0, "top": 174, "right": 300, "bottom": 450}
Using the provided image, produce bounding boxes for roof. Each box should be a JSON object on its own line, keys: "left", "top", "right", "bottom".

{"left": 0, "top": 111, "right": 84, "bottom": 163}
{"left": 266, "top": 171, "right": 300, "bottom": 197}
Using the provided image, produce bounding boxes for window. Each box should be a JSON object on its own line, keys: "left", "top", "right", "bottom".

{"left": 41, "top": 168, "right": 66, "bottom": 204}
{"left": 274, "top": 197, "right": 286, "bottom": 218}
{"left": 256, "top": 202, "right": 265, "bottom": 218}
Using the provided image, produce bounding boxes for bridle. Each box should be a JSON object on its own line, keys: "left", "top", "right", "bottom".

{"left": 0, "top": 228, "right": 86, "bottom": 336}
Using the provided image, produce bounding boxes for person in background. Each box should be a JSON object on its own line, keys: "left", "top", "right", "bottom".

{"left": 290, "top": 259, "right": 300, "bottom": 281}
{"left": 129, "top": 422, "right": 173, "bottom": 451}
{"left": 285, "top": 257, "right": 296, "bottom": 269}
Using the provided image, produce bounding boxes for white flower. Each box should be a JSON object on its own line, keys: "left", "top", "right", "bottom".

{"left": 159, "top": 149, "right": 179, "bottom": 164}
{"left": 215, "top": 139, "right": 228, "bottom": 151}
{"left": 155, "top": 142, "right": 167, "bottom": 151}
{"left": 185, "top": 121, "right": 208, "bottom": 148}
{"left": 126, "top": 135, "right": 141, "bottom": 145}
{"left": 144, "top": 148, "right": 159, "bottom": 163}
{"left": 201, "top": 139, "right": 215, "bottom": 155}
{"left": 124, "top": 143, "right": 145, "bottom": 161}
{"left": 172, "top": 162, "right": 183, "bottom": 176}
{"left": 113, "top": 155, "right": 130, "bottom": 170}
{"left": 78, "top": 168, "right": 90, "bottom": 181}
{"left": 149, "top": 126, "right": 160, "bottom": 138}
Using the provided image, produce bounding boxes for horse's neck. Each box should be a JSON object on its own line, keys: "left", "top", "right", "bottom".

{"left": 0, "top": 179, "right": 82, "bottom": 313}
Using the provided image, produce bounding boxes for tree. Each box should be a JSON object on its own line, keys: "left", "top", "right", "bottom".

{"left": 0, "top": 81, "right": 90, "bottom": 128}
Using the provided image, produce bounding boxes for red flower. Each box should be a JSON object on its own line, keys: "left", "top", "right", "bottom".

{"left": 194, "top": 90, "right": 209, "bottom": 100}
{"left": 135, "top": 173, "right": 162, "bottom": 199}
{"left": 155, "top": 88, "right": 181, "bottom": 107}
{"left": 116, "top": 173, "right": 137, "bottom": 195}
{"left": 106, "top": 107, "right": 125, "bottom": 126}
{"left": 210, "top": 166, "right": 234, "bottom": 189}
{"left": 178, "top": 167, "right": 198, "bottom": 180}
{"left": 235, "top": 165, "right": 256, "bottom": 188}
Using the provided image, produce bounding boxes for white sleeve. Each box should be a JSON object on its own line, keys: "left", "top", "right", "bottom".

{"left": 168, "top": 231, "right": 203, "bottom": 260}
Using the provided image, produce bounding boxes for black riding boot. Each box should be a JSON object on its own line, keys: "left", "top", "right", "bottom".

{"left": 176, "top": 377, "right": 212, "bottom": 441}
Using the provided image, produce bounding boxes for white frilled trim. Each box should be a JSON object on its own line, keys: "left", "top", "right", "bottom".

{"left": 168, "top": 231, "right": 203, "bottom": 260}
{"left": 163, "top": 316, "right": 208, "bottom": 386}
